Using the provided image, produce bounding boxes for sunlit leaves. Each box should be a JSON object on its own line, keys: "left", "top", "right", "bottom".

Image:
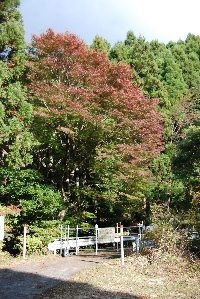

{"left": 27, "top": 29, "right": 164, "bottom": 169}
{"left": 26, "top": 29, "right": 164, "bottom": 224}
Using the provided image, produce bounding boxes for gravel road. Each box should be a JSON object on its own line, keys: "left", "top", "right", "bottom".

{"left": 0, "top": 252, "right": 113, "bottom": 299}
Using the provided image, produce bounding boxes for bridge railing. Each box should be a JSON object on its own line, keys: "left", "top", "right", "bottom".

{"left": 48, "top": 223, "right": 145, "bottom": 256}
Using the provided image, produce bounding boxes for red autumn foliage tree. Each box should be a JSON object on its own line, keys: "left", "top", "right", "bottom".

{"left": 26, "top": 29, "right": 164, "bottom": 224}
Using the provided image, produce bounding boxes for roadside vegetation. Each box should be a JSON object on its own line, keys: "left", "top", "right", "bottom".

{"left": 37, "top": 247, "right": 200, "bottom": 299}
{"left": 68, "top": 254, "right": 200, "bottom": 299}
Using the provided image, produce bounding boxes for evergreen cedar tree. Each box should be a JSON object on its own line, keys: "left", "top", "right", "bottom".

{"left": 0, "top": 0, "right": 34, "bottom": 169}
{"left": 27, "top": 29, "right": 164, "bottom": 176}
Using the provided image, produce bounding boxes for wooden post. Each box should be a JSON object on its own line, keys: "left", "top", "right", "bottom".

{"left": 117, "top": 223, "right": 119, "bottom": 252}
{"left": 60, "top": 225, "right": 62, "bottom": 256}
{"left": 23, "top": 225, "right": 27, "bottom": 259}
{"left": 95, "top": 224, "right": 98, "bottom": 255}
{"left": 76, "top": 225, "right": 78, "bottom": 255}
{"left": 120, "top": 225, "right": 124, "bottom": 265}
{"left": 0, "top": 216, "right": 4, "bottom": 241}
{"left": 0, "top": 216, "right": 4, "bottom": 251}
{"left": 136, "top": 237, "right": 140, "bottom": 252}
{"left": 67, "top": 225, "right": 69, "bottom": 255}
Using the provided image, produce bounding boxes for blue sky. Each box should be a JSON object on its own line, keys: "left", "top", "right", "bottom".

{"left": 19, "top": 0, "right": 200, "bottom": 46}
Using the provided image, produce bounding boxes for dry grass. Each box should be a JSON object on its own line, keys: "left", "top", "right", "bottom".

{"left": 1, "top": 246, "right": 199, "bottom": 298}
{"left": 40, "top": 249, "right": 200, "bottom": 299}
{"left": 0, "top": 250, "right": 61, "bottom": 269}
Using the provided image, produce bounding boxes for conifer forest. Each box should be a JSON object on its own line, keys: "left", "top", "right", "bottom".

{"left": 0, "top": 0, "right": 200, "bottom": 255}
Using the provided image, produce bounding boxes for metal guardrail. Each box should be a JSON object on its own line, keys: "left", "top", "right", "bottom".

{"left": 48, "top": 223, "right": 144, "bottom": 256}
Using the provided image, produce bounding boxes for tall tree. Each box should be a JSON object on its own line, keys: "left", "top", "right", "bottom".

{"left": 168, "top": 39, "right": 200, "bottom": 94}
{"left": 156, "top": 47, "right": 186, "bottom": 105}
{"left": 0, "top": 1, "right": 55, "bottom": 254}
{"left": 0, "top": 0, "right": 34, "bottom": 169}
{"left": 124, "top": 30, "right": 137, "bottom": 46}
{"left": 110, "top": 32, "right": 169, "bottom": 108}
{"left": 109, "top": 41, "right": 129, "bottom": 65}
{"left": 91, "top": 34, "right": 111, "bottom": 53}
{"left": 26, "top": 29, "right": 164, "bottom": 224}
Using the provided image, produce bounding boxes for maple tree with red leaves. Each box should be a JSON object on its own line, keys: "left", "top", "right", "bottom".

{"left": 26, "top": 29, "right": 164, "bottom": 224}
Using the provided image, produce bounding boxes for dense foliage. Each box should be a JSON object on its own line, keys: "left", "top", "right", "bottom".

{"left": 26, "top": 29, "right": 163, "bottom": 227}
{"left": 0, "top": 0, "right": 63, "bottom": 254}
{"left": 0, "top": 2, "right": 200, "bottom": 255}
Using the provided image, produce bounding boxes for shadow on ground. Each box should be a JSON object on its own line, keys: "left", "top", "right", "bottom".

{"left": 0, "top": 268, "right": 65, "bottom": 299}
{"left": 0, "top": 250, "right": 144, "bottom": 299}
{"left": 0, "top": 268, "right": 148, "bottom": 299}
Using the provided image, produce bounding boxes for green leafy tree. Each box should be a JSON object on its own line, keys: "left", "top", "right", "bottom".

{"left": 109, "top": 41, "right": 129, "bottom": 64}
{"left": 91, "top": 34, "right": 111, "bottom": 53}
{"left": 108, "top": 30, "right": 200, "bottom": 231}
{"left": 0, "top": 2, "right": 64, "bottom": 255}
{"left": 185, "top": 33, "right": 200, "bottom": 55}
{"left": 148, "top": 151, "right": 185, "bottom": 212}
{"left": 168, "top": 40, "right": 200, "bottom": 94}
{"left": 0, "top": 169, "right": 63, "bottom": 223}
{"left": 173, "top": 125, "right": 200, "bottom": 192}
{"left": 159, "top": 49, "right": 186, "bottom": 104}
{"left": 110, "top": 32, "right": 169, "bottom": 107}
{"left": 124, "top": 30, "right": 137, "bottom": 46}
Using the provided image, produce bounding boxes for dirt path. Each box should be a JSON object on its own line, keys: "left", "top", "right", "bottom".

{"left": 0, "top": 252, "right": 119, "bottom": 299}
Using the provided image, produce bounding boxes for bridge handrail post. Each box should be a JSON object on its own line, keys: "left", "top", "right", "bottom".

{"left": 67, "top": 225, "right": 69, "bottom": 250}
{"left": 116, "top": 223, "right": 119, "bottom": 252}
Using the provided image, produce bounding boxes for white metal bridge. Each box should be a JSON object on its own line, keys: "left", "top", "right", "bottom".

{"left": 48, "top": 223, "right": 148, "bottom": 256}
